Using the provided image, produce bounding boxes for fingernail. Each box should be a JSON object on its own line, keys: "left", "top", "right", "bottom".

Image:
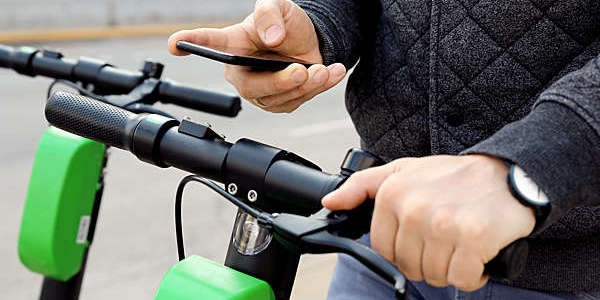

{"left": 314, "top": 68, "right": 327, "bottom": 83}
{"left": 265, "top": 25, "right": 282, "bottom": 44}
{"left": 292, "top": 69, "right": 306, "bottom": 84}
{"left": 332, "top": 64, "right": 345, "bottom": 77}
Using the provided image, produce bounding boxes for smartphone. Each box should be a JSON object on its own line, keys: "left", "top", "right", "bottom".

{"left": 176, "top": 41, "right": 315, "bottom": 72}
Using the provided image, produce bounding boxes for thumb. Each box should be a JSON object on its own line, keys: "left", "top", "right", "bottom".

{"left": 254, "top": 0, "right": 289, "bottom": 47}
{"left": 323, "top": 163, "right": 398, "bottom": 210}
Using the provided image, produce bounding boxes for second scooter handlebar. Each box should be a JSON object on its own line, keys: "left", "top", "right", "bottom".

{"left": 0, "top": 44, "right": 241, "bottom": 117}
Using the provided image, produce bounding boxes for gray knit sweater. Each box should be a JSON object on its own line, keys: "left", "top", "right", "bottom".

{"left": 294, "top": 0, "right": 600, "bottom": 293}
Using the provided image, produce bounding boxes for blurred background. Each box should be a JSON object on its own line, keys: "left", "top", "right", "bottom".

{"left": 0, "top": 1, "right": 360, "bottom": 299}
{"left": 0, "top": 0, "right": 254, "bottom": 30}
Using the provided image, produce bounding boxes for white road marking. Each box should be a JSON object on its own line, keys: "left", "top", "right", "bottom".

{"left": 289, "top": 118, "right": 354, "bottom": 137}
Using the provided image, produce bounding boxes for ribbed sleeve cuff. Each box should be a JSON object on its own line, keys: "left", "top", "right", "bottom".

{"left": 302, "top": 8, "right": 338, "bottom": 66}
{"left": 463, "top": 102, "right": 600, "bottom": 230}
{"left": 293, "top": 1, "right": 358, "bottom": 67}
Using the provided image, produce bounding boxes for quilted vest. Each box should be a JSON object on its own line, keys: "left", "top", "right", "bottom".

{"left": 345, "top": 0, "right": 600, "bottom": 292}
{"left": 348, "top": 0, "right": 600, "bottom": 159}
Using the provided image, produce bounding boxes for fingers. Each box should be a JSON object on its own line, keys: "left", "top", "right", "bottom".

{"left": 256, "top": 63, "right": 346, "bottom": 109}
{"left": 421, "top": 205, "right": 457, "bottom": 286}
{"left": 390, "top": 190, "right": 426, "bottom": 281}
{"left": 421, "top": 241, "right": 454, "bottom": 286}
{"left": 258, "top": 64, "right": 329, "bottom": 107}
{"left": 254, "top": 0, "right": 291, "bottom": 47}
{"left": 370, "top": 205, "right": 399, "bottom": 263}
{"left": 225, "top": 63, "right": 309, "bottom": 99}
{"left": 322, "top": 162, "right": 398, "bottom": 210}
{"left": 168, "top": 27, "right": 232, "bottom": 56}
{"left": 447, "top": 249, "right": 488, "bottom": 292}
{"left": 393, "top": 226, "right": 425, "bottom": 281}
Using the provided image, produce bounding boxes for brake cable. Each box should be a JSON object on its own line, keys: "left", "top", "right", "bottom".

{"left": 174, "top": 175, "right": 274, "bottom": 261}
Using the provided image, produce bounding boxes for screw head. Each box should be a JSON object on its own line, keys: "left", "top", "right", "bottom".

{"left": 247, "top": 190, "right": 258, "bottom": 202}
{"left": 227, "top": 183, "right": 238, "bottom": 195}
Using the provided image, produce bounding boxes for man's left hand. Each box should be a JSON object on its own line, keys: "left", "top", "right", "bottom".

{"left": 322, "top": 155, "right": 535, "bottom": 291}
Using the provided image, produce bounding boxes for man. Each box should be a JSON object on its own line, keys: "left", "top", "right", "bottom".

{"left": 168, "top": 0, "right": 600, "bottom": 299}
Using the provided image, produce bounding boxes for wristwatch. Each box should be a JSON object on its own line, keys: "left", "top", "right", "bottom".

{"left": 506, "top": 163, "right": 552, "bottom": 232}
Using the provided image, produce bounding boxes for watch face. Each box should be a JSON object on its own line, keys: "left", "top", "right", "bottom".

{"left": 510, "top": 165, "right": 550, "bottom": 206}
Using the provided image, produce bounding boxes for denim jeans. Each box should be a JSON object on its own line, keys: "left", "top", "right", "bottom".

{"left": 327, "top": 235, "right": 600, "bottom": 300}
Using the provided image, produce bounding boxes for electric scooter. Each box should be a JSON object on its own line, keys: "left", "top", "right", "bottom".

{"left": 43, "top": 90, "right": 529, "bottom": 300}
{"left": 0, "top": 44, "right": 239, "bottom": 300}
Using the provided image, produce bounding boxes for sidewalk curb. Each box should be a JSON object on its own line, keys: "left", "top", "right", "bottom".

{"left": 0, "top": 23, "right": 230, "bottom": 44}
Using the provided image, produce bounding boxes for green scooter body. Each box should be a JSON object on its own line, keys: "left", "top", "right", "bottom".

{"left": 19, "top": 127, "right": 274, "bottom": 299}
{"left": 155, "top": 255, "right": 275, "bottom": 300}
{"left": 18, "top": 127, "right": 105, "bottom": 281}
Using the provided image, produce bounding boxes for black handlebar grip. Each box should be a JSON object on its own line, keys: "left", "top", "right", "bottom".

{"left": 0, "top": 44, "right": 13, "bottom": 68}
{"left": 158, "top": 80, "right": 241, "bottom": 117}
{"left": 484, "top": 238, "right": 529, "bottom": 280}
{"left": 45, "top": 91, "right": 140, "bottom": 149}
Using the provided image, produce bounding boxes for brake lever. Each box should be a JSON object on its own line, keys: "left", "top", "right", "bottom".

{"left": 301, "top": 229, "right": 406, "bottom": 298}
{"left": 270, "top": 207, "right": 406, "bottom": 299}
{"left": 320, "top": 201, "right": 374, "bottom": 239}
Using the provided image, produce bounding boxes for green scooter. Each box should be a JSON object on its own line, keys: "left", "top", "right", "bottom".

{"left": 0, "top": 44, "right": 239, "bottom": 300}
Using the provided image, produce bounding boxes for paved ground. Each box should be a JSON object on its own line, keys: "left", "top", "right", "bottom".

{"left": 0, "top": 36, "right": 359, "bottom": 299}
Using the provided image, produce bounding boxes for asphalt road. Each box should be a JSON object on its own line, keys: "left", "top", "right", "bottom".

{"left": 0, "top": 36, "right": 359, "bottom": 299}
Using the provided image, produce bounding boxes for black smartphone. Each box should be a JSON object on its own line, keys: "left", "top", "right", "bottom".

{"left": 176, "top": 41, "right": 315, "bottom": 72}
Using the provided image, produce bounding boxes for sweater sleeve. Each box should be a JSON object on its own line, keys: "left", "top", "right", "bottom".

{"left": 464, "top": 55, "right": 600, "bottom": 230}
{"left": 293, "top": 0, "right": 363, "bottom": 68}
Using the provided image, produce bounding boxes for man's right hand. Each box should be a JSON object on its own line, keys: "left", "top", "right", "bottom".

{"left": 168, "top": 0, "right": 347, "bottom": 113}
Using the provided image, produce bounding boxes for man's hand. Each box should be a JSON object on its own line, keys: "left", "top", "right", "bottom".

{"left": 322, "top": 155, "right": 535, "bottom": 291}
{"left": 168, "top": 0, "right": 347, "bottom": 113}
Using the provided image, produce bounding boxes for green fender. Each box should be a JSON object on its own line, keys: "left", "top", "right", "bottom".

{"left": 155, "top": 255, "right": 275, "bottom": 300}
{"left": 18, "top": 127, "right": 105, "bottom": 281}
